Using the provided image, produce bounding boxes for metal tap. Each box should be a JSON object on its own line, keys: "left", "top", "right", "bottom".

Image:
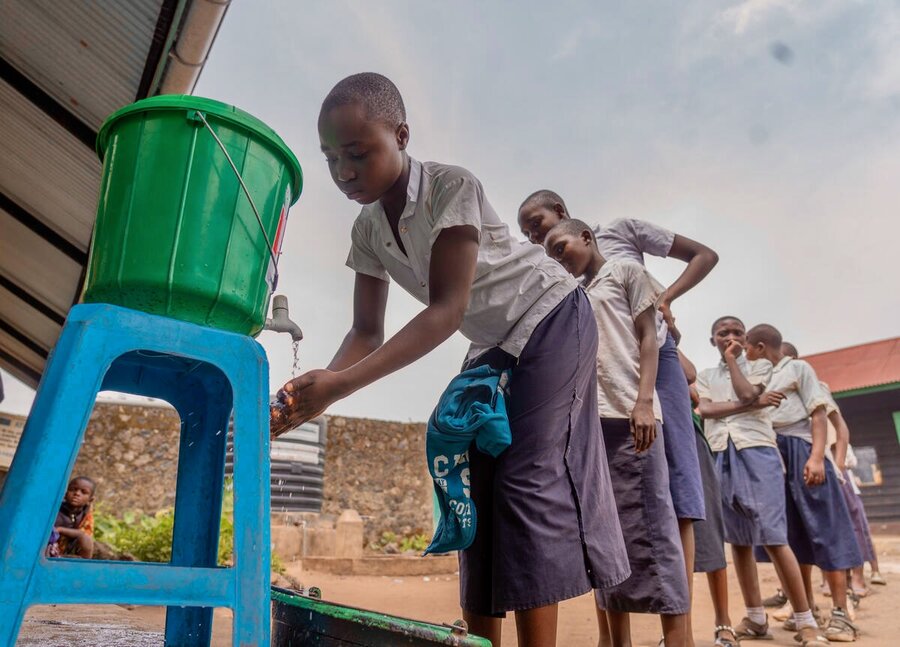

{"left": 264, "top": 295, "right": 303, "bottom": 342}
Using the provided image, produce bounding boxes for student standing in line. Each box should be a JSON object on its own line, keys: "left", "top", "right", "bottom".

{"left": 697, "top": 317, "right": 826, "bottom": 647}
{"left": 544, "top": 219, "right": 689, "bottom": 647}
{"left": 272, "top": 73, "right": 629, "bottom": 647}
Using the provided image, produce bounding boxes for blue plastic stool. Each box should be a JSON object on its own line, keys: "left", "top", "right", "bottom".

{"left": 0, "top": 303, "right": 271, "bottom": 647}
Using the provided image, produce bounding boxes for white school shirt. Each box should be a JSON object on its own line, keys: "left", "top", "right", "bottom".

{"left": 584, "top": 259, "right": 664, "bottom": 420}
{"left": 768, "top": 357, "right": 830, "bottom": 435}
{"left": 592, "top": 218, "right": 675, "bottom": 345}
{"left": 696, "top": 355, "right": 777, "bottom": 451}
{"left": 593, "top": 218, "right": 676, "bottom": 266}
{"left": 346, "top": 158, "right": 577, "bottom": 361}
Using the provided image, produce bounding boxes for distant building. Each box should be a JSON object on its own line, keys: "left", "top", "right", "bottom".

{"left": 804, "top": 337, "right": 900, "bottom": 522}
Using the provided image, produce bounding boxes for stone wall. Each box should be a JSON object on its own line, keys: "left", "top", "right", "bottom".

{"left": 14, "top": 402, "right": 433, "bottom": 545}
{"left": 73, "top": 402, "right": 181, "bottom": 514}
{"left": 322, "top": 416, "right": 434, "bottom": 545}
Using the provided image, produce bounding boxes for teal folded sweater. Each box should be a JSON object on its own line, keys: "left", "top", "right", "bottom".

{"left": 424, "top": 364, "right": 511, "bottom": 555}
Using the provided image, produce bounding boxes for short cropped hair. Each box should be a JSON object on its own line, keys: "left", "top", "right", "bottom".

{"left": 320, "top": 72, "right": 406, "bottom": 126}
{"left": 746, "top": 323, "right": 782, "bottom": 348}
{"left": 782, "top": 341, "right": 799, "bottom": 358}
{"left": 546, "top": 218, "right": 594, "bottom": 242}
{"left": 710, "top": 315, "right": 744, "bottom": 336}
{"left": 519, "top": 189, "right": 569, "bottom": 215}
{"left": 70, "top": 475, "right": 97, "bottom": 493}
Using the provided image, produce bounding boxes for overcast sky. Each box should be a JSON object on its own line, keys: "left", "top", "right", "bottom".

{"left": 3, "top": 0, "right": 899, "bottom": 421}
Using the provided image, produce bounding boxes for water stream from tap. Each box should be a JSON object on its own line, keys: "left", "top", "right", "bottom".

{"left": 291, "top": 339, "right": 301, "bottom": 377}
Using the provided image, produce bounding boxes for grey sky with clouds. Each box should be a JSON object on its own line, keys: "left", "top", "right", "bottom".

{"left": 2, "top": 0, "right": 898, "bottom": 421}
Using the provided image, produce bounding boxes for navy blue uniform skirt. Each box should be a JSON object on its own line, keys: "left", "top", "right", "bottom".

{"left": 656, "top": 334, "right": 705, "bottom": 521}
{"left": 460, "top": 289, "right": 630, "bottom": 615}
{"left": 776, "top": 434, "right": 863, "bottom": 571}
{"left": 693, "top": 422, "right": 727, "bottom": 573}
{"left": 595, "top": 418, "right": 689, "bottom": 615}
{"left": 716, "top": 440, "right": 788, "bottom": 547}
{"left": 840, "top": 469, "right": 877, "bottom": 564}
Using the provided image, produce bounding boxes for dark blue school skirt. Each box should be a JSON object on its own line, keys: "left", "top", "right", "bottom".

{"left": 656, "top": 334, "right": 705, "bottom": 521}
{"left": 459, "top": 288, "right": 630, "bottom": 615}
{"left": 777, "top": 434, "right": 864, "bottom": 571}
{"left": 594, "top": 418, "right": 689, "bottom": 615}
{"left": 693, "top": 423, "right": 727, "bottom": 573}
{"left": 840, "top": 469, "right": 877, "bottom": 564}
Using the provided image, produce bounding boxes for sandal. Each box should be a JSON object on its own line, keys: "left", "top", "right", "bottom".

{"left": 794, "top": 625, "right": 831, "bottom": 647}
{"left": 870, "top": 571, "right": 887, "bottom": 585}
{"left": 824, "top": 608, "right": 858, "bottom": 642}
{"left": 762, "top": 588, "right": 788, "bottom": 608}
{"left": 783, "top": 608, "right": 825, "bottom": 632}
{"left": 714, "top": 625, "right": 738, "bottom": 647}
{"left": 736, "top": 616, "right": 774, "bottom": 640}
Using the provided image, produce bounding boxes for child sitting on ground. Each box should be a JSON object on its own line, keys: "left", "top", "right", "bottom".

{"left": 54, "top": 476, "right": 95, "bottom": 559}
{"left": 544, "top": 219, "right": 689, "bottom": 647}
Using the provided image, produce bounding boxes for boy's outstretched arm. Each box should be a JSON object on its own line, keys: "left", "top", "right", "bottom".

{"left": 277, "top": 225, "right": 479, "bottom": 427}
{"left": 326, "top": 273, "right": 389, "bottom": 372}
{"left": 631, "top": 306, "right": 660, "bottom": 452}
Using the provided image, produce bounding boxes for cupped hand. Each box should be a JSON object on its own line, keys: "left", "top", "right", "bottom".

{"left": 755, "top": 390, "right": 786, "bottom": 409}
{"left": 630, "top": 402, "right": 658, "bottom": 453}
{"left": 803, "top": 456, "right": 826, "bottom": 487}
{"left": 270, "top": 369, "right": 346, "bottom": 438}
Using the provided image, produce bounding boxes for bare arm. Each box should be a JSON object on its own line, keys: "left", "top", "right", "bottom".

{"left": 677, "top": 349, "right": 697, "bottom": 385}
{"left": 326, "top": 273, "right": 388, "bottom": 371}
{"left": 698, "top": 398, "right": 755, "bottom": 420}
{"left": 275, "top": 226, "right": 480, "bottom": 428}
{"left": 722, "top": 344, "right": 762, "bottom": 403}
{"left": 828, "top": 409, "right": 850, "bottom": 472}
{"left": 803, "top": 405, "right": 828, "bottom": 486}
{"left": 663, "top": 234, "right": 719, "bottom": 304}
{"left": 631, "top": 306, "right": 659, "bottom": 452}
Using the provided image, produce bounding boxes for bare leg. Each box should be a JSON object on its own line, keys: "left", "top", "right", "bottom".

{"left": 850, "top": 566, "right": 866, "bottom": 591}
{"left": 765, "top": 545, "right": 810, "bottom": 613}
{"left": 595, "top": 606, "right": 613, "bottom": 647}
{"left": 799, "top": 563, "right": 816, "bottom": 611}
{"left": 706, "top": 568, "right": 732, "bottom": 627}
{"left": 731, "top": 544, "right": 762, "bottom": 608}
{"left": 869, "top": 557, "right": 880, "bottom": 573}
{"left": 661, "top": 613, "right": 688, "bottom": 647}
{"left": 678, "top": 519, "right": 695, "bottom": 647}
{"left": 824, "top": 569, "right": 849, "bottom": 611}
{"left": 463, "top": 611, "right": 501, "bottom": 647}
{"left": 76, "top": 534, "right": 93, "bottom": 559}
{"left": 514, "top": 603, "right": 559, "bottom": 647}
{"left": 605, "top": 610, "right": 632, "bottom": 647}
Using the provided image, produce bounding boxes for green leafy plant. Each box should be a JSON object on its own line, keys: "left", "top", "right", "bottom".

{"left": 93, "top": 480, "right": 278, "bottom": 570}
{"left": 368, "top": 530, "right": 430, "bottom": 554}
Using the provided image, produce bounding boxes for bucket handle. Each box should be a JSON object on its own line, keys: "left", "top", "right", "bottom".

{"left": 189, "top": 110, "right": 280, "bottom": 290}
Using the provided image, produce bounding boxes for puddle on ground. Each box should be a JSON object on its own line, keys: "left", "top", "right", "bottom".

{"left": 17, "top": 619, "right": 162, "bottom": 646}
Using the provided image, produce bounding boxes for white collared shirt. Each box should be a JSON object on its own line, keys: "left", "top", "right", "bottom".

{"left": 591, "top": 218, "right": 674, "bottom": 344}
{"left": 594, "top": 218, "right": 676, "bottom": 265}
{"left": 696, "top": 355, "right": 777, "bottom": 451}
{"left": 768, "top": 357, "right": 830, "bottom": 429}
{"left": 346, "top": 158, "right": 577, "bottom": 359}
{"left": 585, "top": 259, "right": 664, "bottom": 420}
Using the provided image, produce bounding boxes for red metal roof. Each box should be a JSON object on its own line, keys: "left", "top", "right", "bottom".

{"left": 803, "top": 337, "right": 900, "bottom": 394}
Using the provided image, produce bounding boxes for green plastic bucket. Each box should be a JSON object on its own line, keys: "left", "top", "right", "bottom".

{"left": 82, "top": 95, "right": 303, "bottom": 336}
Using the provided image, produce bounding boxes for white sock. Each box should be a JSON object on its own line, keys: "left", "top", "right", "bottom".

{"left": 793, "top": 609, "right": 817, "bottom": 630}
{"left": 747, "top": 606, "right": 766, "bottom": 625}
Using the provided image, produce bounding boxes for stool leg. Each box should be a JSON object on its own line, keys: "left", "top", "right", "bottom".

{"left": 0, "top": 322, "right": 108, "bottom": 645}
{"left": 230, "top": 373, "right": 271, "bottom": 647}
{"left": 164, "top": 383, "right": 231, "bottom": 647}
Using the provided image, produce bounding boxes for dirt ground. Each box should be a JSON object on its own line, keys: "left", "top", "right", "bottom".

{"left": 17, "top": 560, "right": 897, "bottom": 646}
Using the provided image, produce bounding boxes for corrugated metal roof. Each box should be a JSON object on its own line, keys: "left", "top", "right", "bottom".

{"left": 803, "top": 337, "right": 900, "bottom": 395}
{"left": 0, "top": 209, "right": 82, "bottom": 317}
{"left": 0, "top": 0, "right": 164, "bottom": 130}
{"left": 0, "top": 78, "right": 100, "bottom": 249}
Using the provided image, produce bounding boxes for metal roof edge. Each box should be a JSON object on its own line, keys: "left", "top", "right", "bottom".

{"left": 833, "top": 381, "right": 900, "bottom": 399}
